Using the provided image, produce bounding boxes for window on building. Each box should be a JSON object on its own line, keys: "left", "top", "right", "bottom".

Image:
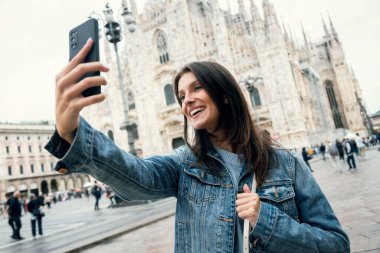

{"left": 17, "top": 146, "right": 21, "bottom": 153}
{"left": 41, "top": 163, "right": 45, "bottom": 173}
{"left": 5, "top": 136, "right": 8, "bottom": 140}
{"left": 6, "top": 146, "right": 9, "bottom": 154}
{"left": 325, "top": 80, "right": 344, "bottom": 129}
{"left": 31, "top": 164, "right": 34, "bottom": 174}
{"left": 164, "top": 84, "right": 176, "bottom": 105}
{"left": 51, "top": 162, "right": 54, "bottom": 170}
{"left": 38, "top": 136, "right": 40, "bottom": 140}
{"left": 128, "top": 91, "right": 136, "bottom": 110}
{"left": 8, "top": 166, "right": 12, "bottom": 176}
{"left": 156, "top": 32, "right": 170, "bottom": 64}
{"left": 39, "top": 145, "right": 42, "bottom": 152}
{"left": 28, "top": 136, "right": 30, "bottom": 140}
{"left": 249, "top": 86, "right": 262, "bottom": 107}
{"left": 29, "top": 146, "right": 32, "bottom": 153}
{"left": 20, "top": 165, "right": 23, "bottom": 175}
{"left": 17, "top": 136, "right": 19, "bottom": 140}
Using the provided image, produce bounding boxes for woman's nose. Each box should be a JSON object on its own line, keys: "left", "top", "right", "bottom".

{"left": 183, "top": 94, "right": 195, "bottom": 105}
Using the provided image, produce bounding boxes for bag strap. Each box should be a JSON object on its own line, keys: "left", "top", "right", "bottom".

{"left": 243, "top": 175, "right": 257, "bottom": 253}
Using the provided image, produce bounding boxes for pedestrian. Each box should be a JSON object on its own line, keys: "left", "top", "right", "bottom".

{"left": 5, "top": 192, "right": 16, "bottom": 239}
{"left": 105, "top": 186, "right": 115, "bottom": 208}
{"left": 46, "top": 46, "right": 349, "bottom": 252}
{"left": 8, "top": 191, "right": 24, "bottom": 240}
{"left": 91, "top": 181, "right": 102, "bottom": 210}
{"left": 302, "top": 147, "right": 314, "bottom": 172}
{"left": 336, "top": 139, "right": 345, "bottom": 160}
{"left": 327, "top": 141, "right": 342, "bottom": 173}
{"left": 319, "top": 142, "right": 326, "bottom": 160}
{"left": 27, "top": 194, "right": 44, "bottom": 238}
{"left": 355, "top": 133, "right": 366, "bottom": 159}
{"left": 345, "top": 139, "right": 357, "bottom": 170}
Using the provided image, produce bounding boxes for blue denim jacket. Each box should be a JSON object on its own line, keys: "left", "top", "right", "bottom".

{"left": 45, "top": 118, "right": 350, "bottom": 253}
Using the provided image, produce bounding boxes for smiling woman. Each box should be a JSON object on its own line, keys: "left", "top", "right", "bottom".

{"left": 46, "top": 49, "right": 350, "bottom": 252}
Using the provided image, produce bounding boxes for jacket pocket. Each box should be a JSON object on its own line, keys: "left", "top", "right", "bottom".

{"left": 182, "top": 165, "right": 222, "bottom": 204}
{"left": 257, "top": 180, "right": 299, "bottom": 221}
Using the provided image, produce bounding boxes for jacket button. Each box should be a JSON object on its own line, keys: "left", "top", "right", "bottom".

{"left": 58, "top": 168, "right": 69, "bottom": 174}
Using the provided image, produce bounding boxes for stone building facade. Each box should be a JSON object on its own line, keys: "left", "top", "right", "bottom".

{"left": 0, "top": 122, "right": 91, "bottom": 202}
{"left": 83, "top": 0, "right": 367, "bottom": 156}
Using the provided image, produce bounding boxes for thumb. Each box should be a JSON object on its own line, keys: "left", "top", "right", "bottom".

{"left": 243, "top": 184, "right": 251, "bottom": 193}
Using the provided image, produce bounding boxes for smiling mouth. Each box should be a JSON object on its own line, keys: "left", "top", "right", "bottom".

{"left": 190, "top": 107, "right": 205, "bottom": 117}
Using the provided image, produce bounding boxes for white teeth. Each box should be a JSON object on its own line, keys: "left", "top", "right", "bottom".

{"left": 190, "top": 107, "right": 205, "bottom": 116}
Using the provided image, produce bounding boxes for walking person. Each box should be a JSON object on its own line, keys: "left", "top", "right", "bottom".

{"left": 5, "top": 192, "right": 16, "bottom": 239}
{"left": 319, "top": 142, "right": 326, "bottom": 160}
{"left": 91, "top": 181, "right": 102, "bottom": 210}
{"left": 27, "top": 194, "right": 44, "bottom": 238}
{"left": 46, "top": 44, "right": 349, "bottom": 252}
{"left": 355, "top": 133, "right": 366, "bottom": 159}
{"left": 328, "top": 141, "right": 342, "bottom": 173}
{"left": 336, "top": 139, "right": 345, "bottom": 160}
{"left": 8, "top": 191, "right": 24, "bottom": 240}
{"left": 302, "top": 147, "right": 314, "bottom": 172}
{"left": 345, "top": 139, "right": 357, "bottom": 170}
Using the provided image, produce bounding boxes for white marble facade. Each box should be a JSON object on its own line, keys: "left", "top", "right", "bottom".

{"left": 83, "top": 0, "right": 367, "bottom": 156}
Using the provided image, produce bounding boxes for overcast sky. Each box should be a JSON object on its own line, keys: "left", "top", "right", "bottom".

{"left": 0, "top": 0, "right": 379, "bottom": 122}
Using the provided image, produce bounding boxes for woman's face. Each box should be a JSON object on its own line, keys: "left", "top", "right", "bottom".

{"left": 178, "top": 72, "right": 220, "bottom": 134}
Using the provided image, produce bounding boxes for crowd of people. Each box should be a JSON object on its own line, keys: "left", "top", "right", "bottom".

{"left": 302, "top": 132, "right": 379, "bottom": 172}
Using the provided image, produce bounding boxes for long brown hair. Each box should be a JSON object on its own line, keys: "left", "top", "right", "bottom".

{"left": 173, "top": 61, "right": 276, "bottom": 186}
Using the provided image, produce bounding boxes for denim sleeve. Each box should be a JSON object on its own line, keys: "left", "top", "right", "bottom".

{"left": 45, "top": 117, "right": 182, "bottom": 200}
{"left": 250, "top": 154, "right": 350, "bottom": 252}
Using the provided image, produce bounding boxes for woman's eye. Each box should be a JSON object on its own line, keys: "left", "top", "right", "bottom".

{"left": 179, "top": 95, "right": 185, "bottom": 102}
{"left": 194, "top": 85, "right": 203, "bottom": 91}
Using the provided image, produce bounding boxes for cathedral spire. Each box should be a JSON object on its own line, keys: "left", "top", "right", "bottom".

{"left": 328, "top": 12, "right": 337, "bottom": 36}
{"left": 129, "top": 0, "right": 138, "bottom": 17}
{"left": 301, "top": 23, "right": 309, "bottom": 48}
{"left": 281, "top": 17, "right": 289, "bottom": 43}
{"left": 250, "top": 0, "right": 263, "bottom": 33}
{"left": 321, "top": 14, "right": 329, "bottom": 35}
{"left": 237, "top": 0, "right": 247, "bottom": 20}
{"left": 262, "top": 0, "right": 280, "bottom": 29}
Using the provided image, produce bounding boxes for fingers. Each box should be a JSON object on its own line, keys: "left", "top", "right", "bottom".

{"left": 243, "top": 184, "right": 251, "bottom": 193}
{"left": 56, "top": 38, "right": 94, "bottom": 82}
{"left": 57, "top": 62, "right": 109, "bottom": 92}
{"left": 64, "top": 76, "right": 107, "bottom": 99}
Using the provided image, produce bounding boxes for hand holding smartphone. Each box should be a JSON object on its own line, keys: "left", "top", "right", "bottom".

{"left": 69, "top": 18, "right": 100, "bottom": 97}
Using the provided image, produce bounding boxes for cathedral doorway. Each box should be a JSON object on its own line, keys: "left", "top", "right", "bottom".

{"left": 325, "top": 80, "right": 344, "bottom": 128}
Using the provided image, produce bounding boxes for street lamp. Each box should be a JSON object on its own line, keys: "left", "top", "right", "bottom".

{"left": 240, "top": 75, "right": 263, "bottom": 125}
{"left": 90, "top": 2, "right": 137, "bottom": 155}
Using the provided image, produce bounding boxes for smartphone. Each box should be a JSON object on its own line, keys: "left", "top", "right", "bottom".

{"left": 69, "top": 18, "right": 100, "bottom": 97}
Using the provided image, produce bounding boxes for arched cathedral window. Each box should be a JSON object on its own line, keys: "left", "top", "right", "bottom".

{"left": 164, "top": 84, "right": 176, "bottom": 105}
{"left": 325, "top": 80, "right": 343, "bottom": 128}
{"left": 156, "top": 32, "right": 170, "bottom": 64}
{"left": 249, "top": 86, "right": 262, "bottom": 107}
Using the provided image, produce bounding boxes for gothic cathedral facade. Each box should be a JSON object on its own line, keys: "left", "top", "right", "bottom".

{"left": 83, "top": 0, "right": 366, "bottom": 156}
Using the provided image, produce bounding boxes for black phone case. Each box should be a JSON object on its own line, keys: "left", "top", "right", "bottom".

{"left": 69, "top": 18, "right": 100, "bottom": 97}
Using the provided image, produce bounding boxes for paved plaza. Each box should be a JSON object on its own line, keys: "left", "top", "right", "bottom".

{"left": 1, "top": 148, "right": 379, "bottom": 252}
{"left": 83, "top": 148, "right": 380, "bottom": 253}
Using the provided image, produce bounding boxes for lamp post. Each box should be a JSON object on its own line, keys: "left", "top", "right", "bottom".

{"left": 240, "top": 75, "right": 263, "bottom": 125}
{"left": 90, "top": 2, "right": 137, "bottom": 155}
